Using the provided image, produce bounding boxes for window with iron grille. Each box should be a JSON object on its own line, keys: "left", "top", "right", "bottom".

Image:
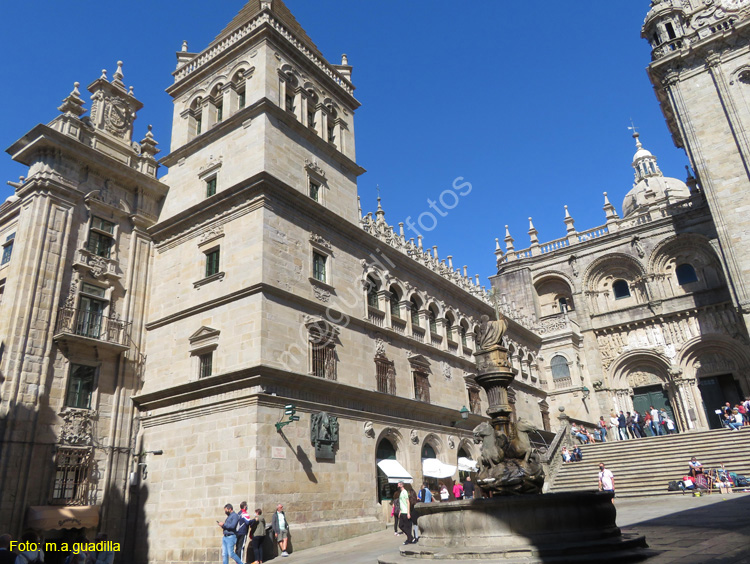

{"left": 51, "top": 447, "right": 91, "bottom": 505}
{"left": 410, "top": 300, "right": 420, "bottom": 327}
{"left": 366, "top": 276, "right": 379, "bottom": 308}
{"left": 87, "top": 217, "right": 115, "bottom": 259}
{"left": 66, "top": 364, "right": 96, "bottom": 409}
{"left": 205, "top": 248, "right": 220, "bottom": 278}
{"left": 1, "top": 233, "right": 15, "bottom": 265}
{"left": 312, "top": 251, "right": 327, "bottom": 283}
{"left": 461, "top": 326, "right": 468, "bottom": 347}
{"left": 199, "top": 352, "right": 213, "bottom": 378}
{"left": 376, "top": 357, "right": 396, "bottom": 395}
{"left": 468, "top": 388, "right": 481, "bottom": 415}
{"left": 428, "top": 309, "right": 437, "bottom": 334}
{"left": 311, "top": 342, "right": 336, "bottom": 380}
{"left": 414, "top": 371, "right": 430, "bottom": 403}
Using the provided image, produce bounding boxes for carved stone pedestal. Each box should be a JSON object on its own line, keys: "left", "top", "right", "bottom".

{"left": 378, "top": 491, "right": 653, "bottom": 564}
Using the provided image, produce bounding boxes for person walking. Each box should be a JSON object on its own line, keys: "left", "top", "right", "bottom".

{"left": 463, "top": 476, "right": 475, "bottom": 499}
{"left": 218, "top": 504, "right": 244, "bottom": 564}
{"left": 418, "top": 482, "right": 433, "bottom": 503}
{"left": 392, "top": 490, "right": 402, "bottom": 535}
{"left": 598, "top": 462, "right": 615, "bottom": 503}
{"left": 396, "top": 481, "right": 414, "bottom": 545}
{"left": 235, "top": 501, "right": 251, "bottom": 562}
{"left": 271, "top": 504, "right": 291, "bottom": 557}
{"left": 249, "top": 508, "right": 266, "bottom": 564}
{"left": 650, "top": 406, "right": 663, "bottom": 436}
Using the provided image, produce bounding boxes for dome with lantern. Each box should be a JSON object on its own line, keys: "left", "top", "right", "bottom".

{"left": 622, "top": 132, "right": 691, "bottom": 217}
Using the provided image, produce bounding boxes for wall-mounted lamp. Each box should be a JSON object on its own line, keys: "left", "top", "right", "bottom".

{"left": 452, "top": 406, "right": 470, "bottom": 427}
{"left": 582, "top": 386, "right": 591, "bottom": 400}
{"left": 131, "top": 449, "right": 164, "bottom": 484}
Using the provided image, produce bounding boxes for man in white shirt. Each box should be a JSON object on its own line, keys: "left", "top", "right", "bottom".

{"left": 650, "top": 406, "right": 663, "bottom": 435}
{"left": 272, "top": 504, "right": 291, "bottom": 557}
{"left": 598, "top": 462, "right": 615, "bottom": 503}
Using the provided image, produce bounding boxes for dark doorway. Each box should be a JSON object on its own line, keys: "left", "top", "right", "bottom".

{"left": 376, "top": 438, "right": 397, "bottom": 503}
{"left": 632, "top": 385, "right": 674, "bottom": 423}
{"left": 698, "top": 374, "right": 742, "bottom": 429}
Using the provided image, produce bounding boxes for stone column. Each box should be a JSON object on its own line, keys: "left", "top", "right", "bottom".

{"left": 474, "top": 344, "right": 516, "bottom": 436}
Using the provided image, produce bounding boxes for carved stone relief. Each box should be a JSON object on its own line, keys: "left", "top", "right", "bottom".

{"left": 60, "top": 409, "right": 95, "bottom": 445}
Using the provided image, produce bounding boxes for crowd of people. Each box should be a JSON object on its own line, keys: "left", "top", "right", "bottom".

{"left": 719, "top": 401, "right": 749, "bottom": 430}
{"left": 217, "top": 502, "right": 286, "bottom": 564}
{"left": 391, "top": 477, "right": 477, "bottom": 544}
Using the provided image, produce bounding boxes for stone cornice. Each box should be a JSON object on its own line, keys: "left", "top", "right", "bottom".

{"left": 144, "top": 280, "right": 482, "bottom": 371}
{"left": 159, "top": 97, "right": 365, "bottom": 176}
{"left": 148, "top": 169, "right": 493, "bottom": 313}
{"left": 132, "top": 364, "right": 487, "bottom": 432}
{"left": 5, "top": 123, "right": 168, "bottom": 199}
{"left": 168, "top": 11, "right": 357, "bottom": 105}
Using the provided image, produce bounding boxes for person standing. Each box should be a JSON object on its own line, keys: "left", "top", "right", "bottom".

{"left": 649, "top": 406, "right": 663, "bottom": 436}
{"left": 418, "top": 482, "right": 433, "bottom": 503}
{"left": 463, "top": 476, "right": 475, "bottom": 499}
{"left": 218, "top": 504, "right": 244, "bottom": 564}
{"left": 14, "top": 531, "right": 44, "bottom": 564}
{"left": 271, "top": 504, "right": 290, "bottom": 557}
{"left": 598, "top": 462, "right": 615, "bottom": 503}
{"left": 609, "top": 413, "right": 620, "bottom": 441}
{"left": 396, "top": 481, "right": 414, "bottom": 545}
{"left": 452, "top": 481, "right": 464, "bottom": 500}
{"left": 617, "top": 411, "right": 629, "bottom": 440}
{"left": 249, "top": 508, "right": 266, "bottom": 564}
{"left": 235, "top": 501, "right": 251, "bottom": 562}
{"left": 392, "top": 490, "right": 401, "bottom": 535}
{"left": 597, "top": 416, "right": 607, "bottom": 443}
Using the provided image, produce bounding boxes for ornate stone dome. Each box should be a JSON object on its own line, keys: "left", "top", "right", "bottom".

{"left": 622, "top": 132, "right": 690, "bottom": 217}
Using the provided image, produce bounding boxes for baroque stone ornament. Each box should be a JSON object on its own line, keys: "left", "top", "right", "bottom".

{"left": 475, "top": 314, "right": 508, "bottom": 351}
{"left": 410, "top": 429, "right": 419, "bottom": 445}
{"left": 447, "top": 435, "right": 455, "bottom": 450}
{"left": 442, "top": 361, "right": 452, "bottom": 380}
{"left": 364, "top": 421, "right": 375, "bottom": 438}
{"left": 312, "top": 286, "right": 331, "bottom": 302}
{"left": 60, "top": 408, "right": 95, "bottom": 445}
{"left": 310, "top": 411, "right": 339, "bottom": 460}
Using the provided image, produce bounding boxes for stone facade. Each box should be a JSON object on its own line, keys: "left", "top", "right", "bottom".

{"left": 0, "top": 2, "right": 492, "bottom": 561}
{"left": 2, "top": 1, "right": 750, "bottom": 561}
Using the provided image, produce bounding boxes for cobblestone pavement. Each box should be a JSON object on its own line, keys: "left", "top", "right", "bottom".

{"left": 270, "top": 492, "right": 750, "bottom": 564}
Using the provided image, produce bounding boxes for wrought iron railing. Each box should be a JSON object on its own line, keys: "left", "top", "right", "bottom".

{"left": 55, "top": 307, "right": 131, "bottom": 346}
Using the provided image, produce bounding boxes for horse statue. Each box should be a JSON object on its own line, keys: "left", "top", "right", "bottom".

{"left": 506, "top": 418, "right": 538, "bottom": 463}
{"left": 473, "top": 421, "right": 505, "bottom": 472}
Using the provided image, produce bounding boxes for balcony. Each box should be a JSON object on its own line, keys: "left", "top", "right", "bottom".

{"left": 411, "top": 325, "right": 425, "bottom": 343}
{"left": 553, "top": 376, "right": 572, "bottom": 390}
{"left": 446, "top": 338, "right": 459, "bottom": 353}
{"left": 391, "top": 316, "right": 407, "bottom": 335}
{"left": 367, "top": 306, "right": 385, "bottom": 327}
{"left": 430, "top": 332, "right": 443, "bottom": 347}
{"left": 53, "top": 307, "right": 131, "bottom": 352}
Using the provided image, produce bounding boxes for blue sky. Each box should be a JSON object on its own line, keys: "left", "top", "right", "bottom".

{"left": 0, "top": 1, "right": 687, "bottom": 287}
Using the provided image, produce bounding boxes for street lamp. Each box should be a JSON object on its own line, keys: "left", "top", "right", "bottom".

{"left": 132, "top": 449, "right": 163, "bottom": 483}
{"left": 582, "top": 386, "right": 591, "bottom": 400}
{"left": 452, "top": 406, "right": 470, "bottom": 427}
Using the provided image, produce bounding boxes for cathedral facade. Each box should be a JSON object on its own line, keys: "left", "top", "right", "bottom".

{"left": 1, "top": 0, "right": 750, "bottom": 562}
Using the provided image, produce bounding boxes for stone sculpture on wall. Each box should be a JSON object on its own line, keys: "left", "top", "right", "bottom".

{"left": 310, "top": 411, "right": 339, "bottom": 460}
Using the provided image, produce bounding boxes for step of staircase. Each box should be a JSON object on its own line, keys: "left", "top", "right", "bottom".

{"left": 548, "top": 426, "right": 750, "bottom": 498}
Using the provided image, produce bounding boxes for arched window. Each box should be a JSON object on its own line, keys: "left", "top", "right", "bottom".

{"left": 558, "top": 297, "right": 569, "bottom": 313}
{"left": 676, "top": 263, "right": 698, "bottom": 285}
{"left": 428, "top": 306, "right": 438, "bottom": 334}
{"left": 445, "top": 315, "right": 454, "bottom": 341}
{"left": 460, "top": 322, "right": 468, "bottom": 348}
{"left": 422, "top": 443, "right": 436, "bottom": 459}
{"left": 366, "top": 276, "right": 379, "bottom": 308}
{"left": 612, "top": 279, "right": 631, "bottom": 300}
{"left": 410, "top": 298, "right": 420, "bottom": 327}
{"left": 550, "top": 355, "right": 570, "bottom": 381}
{"left": 389, "top": 287, "right": 401, "bottom": 319}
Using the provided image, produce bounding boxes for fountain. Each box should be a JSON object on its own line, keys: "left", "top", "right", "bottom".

{"left": 379, "top": 315, "right": 653, "bottom": 563}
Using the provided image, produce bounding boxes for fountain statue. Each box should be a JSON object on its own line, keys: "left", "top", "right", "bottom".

{"left": 378, "top": 313, "right": 653, "bottom": 563}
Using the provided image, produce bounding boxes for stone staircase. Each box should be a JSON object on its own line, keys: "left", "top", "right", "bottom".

{"left": 548, "top": 427, "right": 750, "bottom": 498}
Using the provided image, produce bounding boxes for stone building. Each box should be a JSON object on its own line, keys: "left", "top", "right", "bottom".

{"left": 486, "top": 0, "right": 750, "bottom": 434}
{"left": 2, "top": 0, "right": 750, "bottom": 561}
{"left": 0, "top": 1, "right": 495, "bottom": 560}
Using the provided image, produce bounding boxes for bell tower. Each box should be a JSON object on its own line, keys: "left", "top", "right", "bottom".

{"left": 642, "top": 0, "right": 750, "bottom": 331}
